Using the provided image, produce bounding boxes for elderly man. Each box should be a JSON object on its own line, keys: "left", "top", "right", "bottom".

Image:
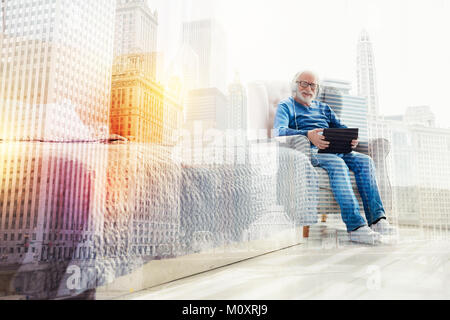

{"left": 273, "top": 70, "right": 396, "bottom": 244}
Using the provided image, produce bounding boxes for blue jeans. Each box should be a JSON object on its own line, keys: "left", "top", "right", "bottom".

{"left": 311, "top": 151, "right": 386, "bottom": 232}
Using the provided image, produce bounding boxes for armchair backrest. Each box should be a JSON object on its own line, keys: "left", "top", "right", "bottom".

{"left": 247, "top": 81, "right": 291, "bottom": 139}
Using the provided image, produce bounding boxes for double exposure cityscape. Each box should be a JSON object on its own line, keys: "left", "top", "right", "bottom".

{"left": 0, "top": 0, "right": 449, "bottom": 300}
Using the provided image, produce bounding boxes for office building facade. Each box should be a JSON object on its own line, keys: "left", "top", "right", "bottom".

{"left": 185, "top": 87, "right": 228, "bottom": 133}
{"left": 114, "top": 0, "right": 158, "bottom": 57}
{"left": 0, "top": 0, "right": 115, "bottom": 298}
{"left": 384, "top": 110, "right": 450, "bottom": 232}
{"left": 110, "top": 53, "right": 183, "bottom": 144}
{"left": 0, "top": 0, "right": 116, "bottom": 140}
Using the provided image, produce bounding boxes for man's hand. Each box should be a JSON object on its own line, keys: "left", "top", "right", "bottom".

{"left": 307, "top": 129, "right": 330, "bottom": 150}
{"left": 351, "top": 139, "right": 359, "bottom": 149}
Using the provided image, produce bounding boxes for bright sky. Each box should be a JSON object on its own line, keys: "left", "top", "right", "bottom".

{"left": 150, "top": 0, "right": 450, "bottom": 127}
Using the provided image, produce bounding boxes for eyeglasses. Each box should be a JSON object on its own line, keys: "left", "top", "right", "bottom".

{"left": 296, "top": 81, "right": 319, "bottom": 90}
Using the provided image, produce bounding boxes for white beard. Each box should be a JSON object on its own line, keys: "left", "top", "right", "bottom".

{"left": 296, "top": 89, "right": 313, "bottom": 106}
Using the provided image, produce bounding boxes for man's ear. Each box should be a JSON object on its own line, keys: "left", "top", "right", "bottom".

{"left": 291, "top": 82, "right": 298, "bottom": 96}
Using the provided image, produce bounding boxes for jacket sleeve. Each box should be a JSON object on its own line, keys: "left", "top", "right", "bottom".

{"left": 273, "top": 101, "right": 309, "bottom": 137}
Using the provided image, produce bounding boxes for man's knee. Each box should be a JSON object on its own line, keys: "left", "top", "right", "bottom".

{"left": 319, "top": 155, "right": 349, "bottom": 175}
{"left": 349, "top": 152, "right": 375, "bottom": 170}
{"left": 328, "top": 154, "right": 347, "bottom": 167}
{"left": 352, "top": 151, "right": 370, "bottom": 160}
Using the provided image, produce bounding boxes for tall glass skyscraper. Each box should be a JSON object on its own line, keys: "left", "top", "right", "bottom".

{"left": 356, "top": 29, "right": 379, "bottom": 117}
{"left": 181, "top": 19, "right": 227, "bottom": 93}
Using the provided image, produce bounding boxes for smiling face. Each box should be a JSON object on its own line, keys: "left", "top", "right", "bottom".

{"left": 294, "top": 71, "right": 319, "bottom": 106}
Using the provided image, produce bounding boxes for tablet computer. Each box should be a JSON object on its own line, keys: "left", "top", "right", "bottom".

{"left": 318, "top": 128, "right": 359, "bottom": 154}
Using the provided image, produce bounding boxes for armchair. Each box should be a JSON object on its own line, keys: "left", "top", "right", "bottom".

{"left": 247, "top": 80, "right": 393, "bottom": 237}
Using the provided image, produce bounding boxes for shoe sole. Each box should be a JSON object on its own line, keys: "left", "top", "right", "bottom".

{"left": 349, "top": 234, "right": 382, "bottom": 245}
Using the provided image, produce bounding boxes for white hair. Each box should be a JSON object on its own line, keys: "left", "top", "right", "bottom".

{"left": 291, "top": 70, "right": 321, "bottom": 96}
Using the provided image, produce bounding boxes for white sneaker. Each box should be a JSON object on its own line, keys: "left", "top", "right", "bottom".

{"left": 370, "top": 219, "right": 398, "bottom": 236}
{"left": 349, "top": 226, "right": 382, "bottom": 245}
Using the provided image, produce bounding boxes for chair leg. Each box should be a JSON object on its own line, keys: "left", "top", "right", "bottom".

{"left": 303, "top": 226, "right": 310, "bottom": 238}
{"left": 321, "top": 214, "right": 327, "bottom": 223}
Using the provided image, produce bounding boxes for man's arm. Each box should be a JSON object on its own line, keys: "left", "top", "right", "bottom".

{"left": 327, "top": 105, "right": 348, "bottom": 129}
{"left": 273, "top": 102, "right": 308, "bottom": 137}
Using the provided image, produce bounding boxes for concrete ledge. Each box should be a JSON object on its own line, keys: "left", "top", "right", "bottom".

{"left": 96, "top": 227, "right": 303, "bottom": 299}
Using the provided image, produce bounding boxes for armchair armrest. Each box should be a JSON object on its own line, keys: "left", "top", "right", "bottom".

{"left": 272, "top": 134, "right": 312, "bottom": 161}
{"left": 368, "top": 138, "right": 393, "bottom": 211}
{"left": 368, "top": 138, "right": 391, "bottom": 161}
{"left": 354, "top": 141, "right": 369, "bottom": 155}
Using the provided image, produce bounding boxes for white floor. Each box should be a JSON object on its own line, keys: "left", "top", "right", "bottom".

{"left": 121, "top": 224, "right": 450, "bottom": 300}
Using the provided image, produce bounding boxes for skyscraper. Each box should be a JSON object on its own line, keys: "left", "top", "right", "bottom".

{"left": 227, "top": 72, "right": 247, "bottom": 130}
{"left": 111, "top": 1, "right": 183, "bottom": 144}
{"left": 114, "top": 0, "right": 158, "bottom": 57}
{"left": 110, "top": 53, "right": 183, "bottom": 144}
{"left": 181, "top": 19, "right": 227, "bottom": 92}
{"left": 114, "top": 0, "right": 159, "bottom": 80}
{"left": 0, "top": 0, "right": 116, "bottom": 140}
{"left": 0, "top": 0, "right": 116, "bottom": 298}
{"left": 356, "top": 29, "right": 379, "bottom": 117}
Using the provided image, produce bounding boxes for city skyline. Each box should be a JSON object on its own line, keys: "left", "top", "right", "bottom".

{"left": 1, "top": 0, "right": 448, "bottom": 132}
{"left": 2, "top": 0, "right": 446, "bottom": 128}
{"left": 147, "top": 0, "right": 450, "bottom": 128}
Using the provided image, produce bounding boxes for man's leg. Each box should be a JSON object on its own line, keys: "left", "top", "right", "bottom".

{"left": 311, "top": 153, "right": 367, "bottom": 232}
{"left": 342, "top": 152, "right": 386, "bottom": 226}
